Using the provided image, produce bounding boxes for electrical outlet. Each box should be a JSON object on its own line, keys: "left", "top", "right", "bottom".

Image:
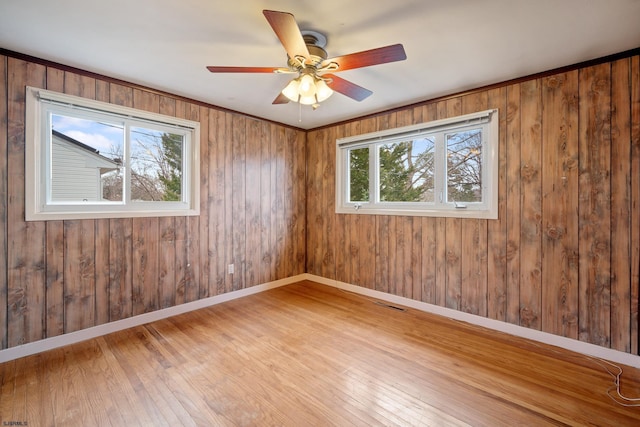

{"left": 228, "top": 264, "right": 234, "bottom": 274}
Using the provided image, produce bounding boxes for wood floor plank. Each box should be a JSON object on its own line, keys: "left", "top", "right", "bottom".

{"left": 1, "top": 280, "right": 640, "bottom": 426}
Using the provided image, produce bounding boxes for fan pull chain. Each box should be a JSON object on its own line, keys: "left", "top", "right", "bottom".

{"left": 299, "top": 101, "right": 302, "bottom": 123}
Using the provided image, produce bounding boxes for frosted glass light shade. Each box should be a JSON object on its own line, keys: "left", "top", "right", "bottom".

{"left": 282, "top": 79, "right": 300, "bottom": 102}
{"left": 281, "top": 74, "right": 334, "bottom": 105}
{"left": 315, "top": 79, "right": 333, "bottom": 102}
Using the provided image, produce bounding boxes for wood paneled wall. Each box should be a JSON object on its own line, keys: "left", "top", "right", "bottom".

{"left": 0, "top": 55, "right": 306, "bottom": 350}
{"left": 1, "top": 50, "right": 638, "bottom": 357}
{"left": 306, "top": 55, "right": 640, "bottom": 355}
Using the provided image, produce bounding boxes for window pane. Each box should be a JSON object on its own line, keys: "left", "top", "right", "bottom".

{"left": 130, "top": 127, "right": 184, "bottom": 202}
{"left": 50, "top": 114, "right": 124, "bottom": 202}
{"left": 446, "top": 129, "right": 482, "bottom": 203}
{"left": 348, "top": 147, "right": 369, "bottom": 202}
{"left": 379, "top": 137, "right": 435, "bottom": 202}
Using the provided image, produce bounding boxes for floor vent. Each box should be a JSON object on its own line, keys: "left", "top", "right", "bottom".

{"left": 374, "top": 301, "right": 407, "bottom": 312}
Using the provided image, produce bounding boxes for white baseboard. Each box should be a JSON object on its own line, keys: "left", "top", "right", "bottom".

{"left": 0, "top": 274, "right": 306, "bottom": 363}
{"left": 303, "top": 273, "right": 640, "bottom": 369}
{"left": 3, "top": 273, "right": 639, "bottom": 369}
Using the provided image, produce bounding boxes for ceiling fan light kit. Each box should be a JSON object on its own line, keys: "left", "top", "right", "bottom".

{"left": 207, "top": 10, "right": 407, "bottom": 109}
{"left": 281, "top": 70, "right": 334, "bottom": 107}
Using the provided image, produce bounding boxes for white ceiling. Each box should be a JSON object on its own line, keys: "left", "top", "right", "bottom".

{"left": 1, "top": 0, "right": 639, "bottom": 129}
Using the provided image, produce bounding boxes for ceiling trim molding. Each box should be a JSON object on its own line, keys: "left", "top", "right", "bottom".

{"left": 307, "top": 46, "right": 640, "bottom": 132}
{"left": 0, "top": 47, "right": 306, "bottom": 132}
{"left": 2, "top": 46, "right": 638, "bottom": 133}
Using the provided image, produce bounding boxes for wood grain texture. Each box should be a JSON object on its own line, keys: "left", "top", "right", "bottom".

{"left": 578, "top": 63, "right": 612, "bottom": 347}
{"left": 43, "top": 67, "right": 65, "bottom": 338}
{"left": 108, "top": 83, "right": 134, "bottom": 323}
{"left": 0, "top": 55, "right": 306, "bottom": 350}
{"left": 630, "top": 55, "right": 640, "bottom": 355}
{"left": 0, "top": 55, "right": 7, "bottom": 350}
{"left": 610, "top": 58, "right": 632, "bottom": 353}
{"left": 305, "top": 55, "right": 640, "bottom": 356}
{"left": 2, "top": 281, "right": 640, "bottom": 426}
{"left": 6, "top": 58, "right": 46, "bottom": 347}
{"left": 541, "top": 71, "right": 580, "bottom": 339}
{"left": 519, "top": 79, "right": 543, "bottom": 330}
{"left": 486, "top": 87, "right": 508, "bottom": 321}
{"left": 504, "top": 83, "right": 521, "bottom": 325}
{"left": 0, "top": 49, "right": 638, "bottom": 360}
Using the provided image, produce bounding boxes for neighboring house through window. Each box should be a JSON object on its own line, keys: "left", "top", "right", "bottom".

{"left": 25, "top": 86, "right": 200, "bottom": 221}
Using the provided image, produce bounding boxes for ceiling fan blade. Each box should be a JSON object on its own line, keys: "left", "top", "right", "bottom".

{"left": 263, "top": 10, "right": 310, "bottom": 61}
{"left": 322, "top": 44, "right": 407, "bottom": 72}
{"left": 206, "top": 66, "right": 288, "bottom": 73}
{"left": 272, "top": 92, "right": 290, "bottom": 105}
{"left": 324, "top": 74, "right": 372, "bottom": 102}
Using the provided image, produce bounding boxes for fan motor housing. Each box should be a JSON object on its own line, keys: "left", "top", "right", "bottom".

{"left": 285, "top": 31, "right": 328, "bottom": 70}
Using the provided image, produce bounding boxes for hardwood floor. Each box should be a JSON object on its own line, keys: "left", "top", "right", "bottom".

{"left": 1, "top": 280, "right": 639, "bottom": 426}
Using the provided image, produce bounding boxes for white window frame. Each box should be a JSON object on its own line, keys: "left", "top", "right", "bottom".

{"left": 25, "top": 86, "right": 200, "bottom": 221}
{"left": 336, "top": 109, "right": 499, "bottom": 219}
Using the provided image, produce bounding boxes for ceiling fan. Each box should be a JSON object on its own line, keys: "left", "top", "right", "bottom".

{"left": 206, "top": 10, "right": 407, "bottom": 109}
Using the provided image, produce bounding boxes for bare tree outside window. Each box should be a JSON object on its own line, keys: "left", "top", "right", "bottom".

{"left": 130, "top": 127, "right": 183, "bottom": 202}
{"left": 446, "top": 130, "right": 482, "bottom": 203}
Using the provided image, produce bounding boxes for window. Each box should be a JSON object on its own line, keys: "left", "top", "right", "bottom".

{"left": 25, "top": 87, "right": 200, "bottom": 221}
{"left": 336, "top": 109, "right": 498, "bottom": 219}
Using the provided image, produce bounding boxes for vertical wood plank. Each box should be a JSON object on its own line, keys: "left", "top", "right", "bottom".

{"left": 321, "top": 126, "right": 335, "bottom": 280}
{"left": 108, "top": 83, "right": 133, "bottom": 321}
{"left": 461, "top": 92, "right": 488, "bottom": 316}
{"left": 610, "top": 58, "right": 632, "bottom": 352}
{"left": 350, "top": 120, "right": 364, "bottom": 287}
{"left": 198, "top": 105, "right": 209, "bottom": 297}
{"left": 375, "top": 114, "right": 395, "bottom": 294}
{"left": 519, "top": 79, "right": 543, "bottom": 330}
{"left": 94, "top": 79, "right": 111, "bottom": 326}
{"left": 395, "top": 110, "right": 414, "bottom": 298}
{"left": 131, "top": 89, "right": 160, "bottom": 315}
{"left": 269, "top": 124, "right": 281, "bottom": 282}
{"left": 283, "top": 127, "right": 297, "bottom": 278}
{"left": 630, "top": 55, "right": 640, "bottom": 354}
{"left": 224, "top": 112, "right": 235, "bottom": 292}
{"left": 333, "top": 125, "right": 347, "bottom": 284}
{"left": 360, "top": 118, "right": 377, "bottom": 290}
{"left": 445, "top": 98, "right": 462, "bottom": 310}
{"left": 94, "top": 218, "right": 110, "bottom": 324}
{"left": 63, "top": 220, "right": 96, "bottom": 332}
{"left": 209, "top": 109, "right": 226, "bottom": 295}
{"left": 7, "top": 58, "right": 46, "bottom": 347}
{"left": 410, "top": 106, "right": 424, "bottom": 301}
{"left": 294, "top": 129, "right": 307, "bottom": 275}
{"left": 387, "top": 216, "right": 398, "bottom": 295}
{"left": 541, "top": 71, "right": 579, "bottom": 339}
{"left": 184, "top": 103, "right": 201, "bottom": 302}
{"left": 578, "top": 63, "right": 612, "bottom": 346}
{"left": 0, "top": 55, "right": 7, "bottom": 349}
{"left": 307, "top": 129, "right": 324, "bottom": 277}
{"left": 245, "top": 119, "right": 262, "bottom": 287}
{"left": 231, "top": 114, "right": 246, "bottom": 290}
{"left": 62, "top": 72, "right": 98, "bottom": 333}
{"left": 419, "top": 104, "right": 438, "bottom": 305}
{"left": 260, "top": 122, "right": 273, "bottom": 284}
{"left": 504, "top": 84, "right": 522, "bottom": 324}
{"left": 44, "top": 67, "right": 65, "bottom": 338}
{"left": 487, "top": 86, "right": 508, "bottom": 321}
{"left": 158, "top": 96, "right": 176, "bottom": 309}
{"left": 435, "top": 101, "right": 448, "bottom": 308}
{"left": 171, "top": 101, "right": 188, "bottom": 305}
{"left": 375, "top": 216, "right": 390, "bottom": 294}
